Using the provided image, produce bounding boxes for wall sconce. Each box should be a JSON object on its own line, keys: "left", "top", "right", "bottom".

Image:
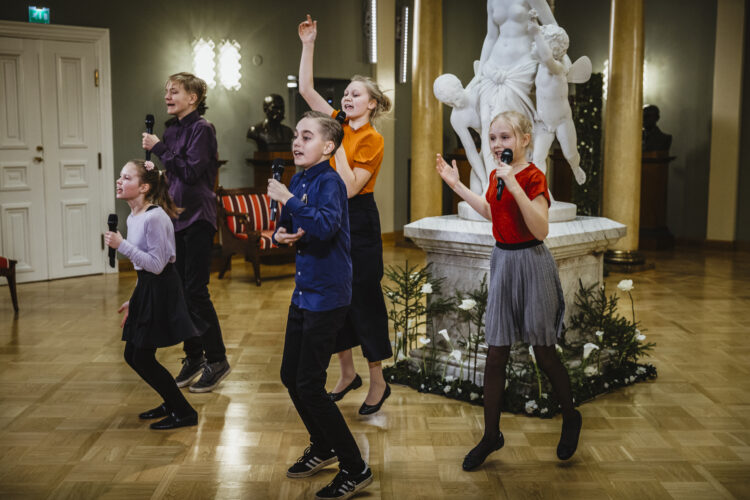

{"left": 398, "top": 5, "right": 410, "bottom": 83}
{"left": 287, "top": 75, "right": 298, "bottom": 89}
{"left": 218, "top": 40, "right": 242, "bottom": 90}
{"left": 192, "top": 38, "right": 216, "bottom": 88}
{"left": 364, "top": 0, "right": 378, "bottom": 63}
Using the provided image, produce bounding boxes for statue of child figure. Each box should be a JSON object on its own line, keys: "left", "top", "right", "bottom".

{"left": 528, "top": 19, "right": 591, "bottom": 186}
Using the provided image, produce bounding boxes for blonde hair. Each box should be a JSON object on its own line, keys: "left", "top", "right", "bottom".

{"left": 166, "top": 72, "right": 209, "bottom": 115}
{"left": 490, "top": 111, "right": 533, "bottom": 158}
{"left": 127, "top": 160, "right": 183, "bottom": 219}
{"left": 350, "top": 75, "right": 392, "bottom": 122}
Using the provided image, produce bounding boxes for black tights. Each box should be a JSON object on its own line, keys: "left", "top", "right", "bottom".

{"left": 124, "top": 342, "right": 194, "bottom": 417}
{"left": 481, "top": 344, "right": 575, "bottom": 443}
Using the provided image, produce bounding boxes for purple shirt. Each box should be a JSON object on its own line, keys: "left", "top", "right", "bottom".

{"left": 118, "top": 206, "right": 176, "bottom": 274}
{"left": 151, "top": 110, "right": 218, "bottom": 233}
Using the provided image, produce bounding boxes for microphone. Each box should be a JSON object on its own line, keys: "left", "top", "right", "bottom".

{"left": 145, "top": 114, "right": 155, "bottom": 160}
{"left": 334, "top": 110, "right": 346, "bottom": 124}
{"left": 107, "top": 213, "right": 118, "bottom": 268}
{"left": 496, "top": 148, "right": 513, "bottom": 200}
{"left": 269, "top": 159, "right": 285, "bottom": 220}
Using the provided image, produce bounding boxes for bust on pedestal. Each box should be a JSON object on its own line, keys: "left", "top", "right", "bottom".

{"left": 246, "top": 94, "right": 296, "bottom": 186}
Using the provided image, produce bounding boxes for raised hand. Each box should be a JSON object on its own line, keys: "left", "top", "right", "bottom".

{"left": 298, "top": 14, "right": 317, "bottom": 44}
{"left": 435, "top": 154, "right": 460, "bottom": 190}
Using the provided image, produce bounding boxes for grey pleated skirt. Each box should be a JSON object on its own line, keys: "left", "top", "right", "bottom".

{"left": 485, "top": 243, "right": 565, "bottom": 347}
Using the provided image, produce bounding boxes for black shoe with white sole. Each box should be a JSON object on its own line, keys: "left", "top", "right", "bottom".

{"left": 287, "top": 446, "right": 338, "bottom": 478}
{"left": 314, "top": 465, "right": 373, "bottom": 500}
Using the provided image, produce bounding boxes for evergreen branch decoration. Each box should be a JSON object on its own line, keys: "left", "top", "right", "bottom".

{"left": 572, "top": 72, "right": 604, "bottom": 216}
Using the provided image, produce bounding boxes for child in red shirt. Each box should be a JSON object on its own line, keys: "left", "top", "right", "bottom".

{"left": 436, "top": 110, "right": 582, "bottom": 470}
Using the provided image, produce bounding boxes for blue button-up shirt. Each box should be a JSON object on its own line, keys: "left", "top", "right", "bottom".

{"left": 273, "top": 160, "right": 351, "bottom": 312}
{"left": 151, "top": 110, "right": 219, "bottom": 232}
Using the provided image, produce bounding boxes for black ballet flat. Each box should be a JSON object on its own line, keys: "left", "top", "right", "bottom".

{"left": 138, "top": 403, "right": 169, "bottom": 420}
{"left": 557, "top": 409, "right": 582, "bottom": 460}
{"left": 462, "top": 433, "right": 505, "bottom": 471}
{"left": 328, "top": 374, "right": 363, "bottom": 402}
{"left": 150, "top": 411, "right": 198, "bottom": 430}
{"left": 358, "top": 384, "right": 391, "bottom": 415}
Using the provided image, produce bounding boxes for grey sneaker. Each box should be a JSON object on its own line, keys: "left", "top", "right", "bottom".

{"left": 188, "top": 359, "right": 231, "bottom": 393}
{"left": 175, "top": 356, "right": 206, "bottom": 388}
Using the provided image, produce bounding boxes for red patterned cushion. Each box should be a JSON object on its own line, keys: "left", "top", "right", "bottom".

{"left": 0, "top": 257, "right": 8, "bottom": 269}
{"left": 220, "top": 193, "right": 279, "bottom": 236}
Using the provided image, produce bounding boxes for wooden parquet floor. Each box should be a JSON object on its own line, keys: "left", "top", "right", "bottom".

{"left": 1, "top": 244, "right": 749, "bottom": 499}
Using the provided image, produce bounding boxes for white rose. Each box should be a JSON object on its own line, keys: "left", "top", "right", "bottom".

{"left": 541, "top": 408, "right": 549, "bottom": 414}
{"left": 443, "top": 385, "right": 451, "bottom": 393}
{"left": 421, "top": 283, "right": 433, "bottom": 294}
{"left": 617, "top": 279, "right": 634, "bottom": 292}
{"left": 637, "top": 334, "right": 646, "bottom": 341}
{"left": 470, "top": 392, "right": 479, "bottom": 400}
{"left": 636, "top": 366, "right": 646, "bottom": 375}
{"left": 444, "top": 375, "right": 455, "bottom": 382}
{"left": 450, "top": 350, "right": 462, "bottom": 361}
{"left": 584, "top": 366, "right": 598, "bottom": 377}
{"left": 583, "top": 342, "right": 600, "bottom": 360}
{"left": 525, "top": 400, "right": 538, "bottom": 414}
{"left": 458, "top": 299, "right": 477, "bottom": 310}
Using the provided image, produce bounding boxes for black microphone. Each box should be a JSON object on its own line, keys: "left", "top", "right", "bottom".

{"left": 334, "top": 110, "right": 346, "bottom": 124}
{"left": 496, "top": 148, "right": 513, "bottom": 200}
{"left": 107, "top": 213, "right": 118, "bottom": 268}
{"left": 269, "top": 159, "right": 285, "bottom": 220}
{"left": 145, "top": 114, "right": 155, "bottom": 161}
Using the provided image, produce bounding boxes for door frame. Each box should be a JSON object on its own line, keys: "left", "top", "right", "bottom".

{"left": 0, "top": 20, "right": 116, "bottom": 274}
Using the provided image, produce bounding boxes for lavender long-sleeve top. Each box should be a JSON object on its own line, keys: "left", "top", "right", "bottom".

{"left": 151, "top": 110, "right": 218, "bottom": 233}
{"left": 118, "top": 206, "right": 176, "bottom": 274}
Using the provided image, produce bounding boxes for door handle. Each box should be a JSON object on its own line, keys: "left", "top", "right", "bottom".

{"left": 36, "top": 145, "right": 44, "bottom": 152}
{"left": 33, "top": 156, "right": 44, "bottom": 162}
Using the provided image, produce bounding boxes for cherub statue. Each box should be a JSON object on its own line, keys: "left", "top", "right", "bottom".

{"left": 433, "top": 72, "right": 485, "bottom": 194}
{"left": 528, "top": 20, "right": 591, "bottom": 185}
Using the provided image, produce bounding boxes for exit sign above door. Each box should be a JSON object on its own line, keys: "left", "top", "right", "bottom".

{"left": 28, "top": 7, "right": 50, "bottom": 24}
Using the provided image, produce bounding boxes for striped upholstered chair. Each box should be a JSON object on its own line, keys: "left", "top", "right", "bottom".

{"left": 216, "top": 187, "right": 295, "bottom": 286}
{"left": 0, "top": 256, "right": 19, "bottom": 312}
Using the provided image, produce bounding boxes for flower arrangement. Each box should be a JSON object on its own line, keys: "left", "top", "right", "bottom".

{"left": 383, "top": 262, "right": 658, "bottom": 418}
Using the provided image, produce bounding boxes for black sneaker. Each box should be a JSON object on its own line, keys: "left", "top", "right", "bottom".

{"left": 286, "top": 446, "right": 337, "bottom": 478}
{"left": 188, "top": 359, "right": 231, "bottom": 393}
{"left": 175, "top": 356, "right": 205, "bottom": 388}
{"left": 315, "top": 465, "right": 373, "bottom": 499}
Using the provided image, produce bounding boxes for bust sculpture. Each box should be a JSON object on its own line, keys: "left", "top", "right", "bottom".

{"left": 642, "top": 104, "right": 672, "bottom": 153}
{"left": 247, "top": 94, "right": 294, "bottom": 152}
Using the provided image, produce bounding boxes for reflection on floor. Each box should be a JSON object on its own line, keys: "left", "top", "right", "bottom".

{"left": 0, "top": 244, "right": 749, "bottom": 499}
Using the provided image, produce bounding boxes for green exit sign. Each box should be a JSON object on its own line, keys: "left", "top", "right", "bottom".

{"left": 28, "top": 6, "right": 50, "bottom": 24}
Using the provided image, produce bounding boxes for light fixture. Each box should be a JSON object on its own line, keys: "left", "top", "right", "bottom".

{"left": 364, "top": 0, "right": 378, "bottom": 63}
{"left": 287, "top": 75, "right": 298, "bottom": 89}
{"left": 218, "top": 40, "right": 242, "bottom": 90}
{"left": 192, "top": 38, "right": 216, "bottom": 88}
{"left": 398, "top": 5, "right": 410, "bottom": 83}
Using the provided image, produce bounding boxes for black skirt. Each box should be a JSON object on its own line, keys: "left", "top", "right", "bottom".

{"left": 122, "top": 263, "right": 204, "bottom": 348}
{"left": 335, "top": 193, "right": 393, "bottom": 362}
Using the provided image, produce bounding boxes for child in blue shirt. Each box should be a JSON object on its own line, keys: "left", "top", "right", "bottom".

{"left": 268, "top": 111, "right": 372, "bottom": 499}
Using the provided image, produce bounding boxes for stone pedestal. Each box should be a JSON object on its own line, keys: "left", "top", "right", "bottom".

{"left": 403, "top": 215, "right": 626, "bottom": 385}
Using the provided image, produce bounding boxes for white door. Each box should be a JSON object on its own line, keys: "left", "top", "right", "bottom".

{"left": 0, "top": 37, "right": 49, "bottom": 282}
{"left": 0, "top": 36, "right": 104, "bottom": 282}
{"left": 40, "top": 40, "right": 102, "bottom": 279}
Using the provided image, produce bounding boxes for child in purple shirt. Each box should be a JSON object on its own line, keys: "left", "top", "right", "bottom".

{"left": 105, "top": 159, "right": 201, "bottom": 430}
{"left": 142, "top": 72, "right": 230, "bottom": 393}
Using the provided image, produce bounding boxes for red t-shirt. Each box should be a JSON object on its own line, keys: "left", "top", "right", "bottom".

{"left": 485, "top": 163, "right": 551, "bottom": 244}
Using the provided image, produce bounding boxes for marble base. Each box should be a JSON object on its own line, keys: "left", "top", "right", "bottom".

{"left": 457, "top": 200, "right": 577, "bottom": 223}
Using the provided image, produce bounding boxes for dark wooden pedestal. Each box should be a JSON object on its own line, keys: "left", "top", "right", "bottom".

{"left": 247, "top": 151, "right": 297, "bottom": 187}
{"left": 639, "top": 151, "right": 675, "bottom": 250}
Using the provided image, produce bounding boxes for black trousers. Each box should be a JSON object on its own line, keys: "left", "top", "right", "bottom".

{"left": 280, "top": 304, "right": 365, "bottom": 473}
{"left": 124, "top": 342, "right": 194, "bottom": 417}
{"left": 175, "top": 220, "right": 226, "bottom": 363}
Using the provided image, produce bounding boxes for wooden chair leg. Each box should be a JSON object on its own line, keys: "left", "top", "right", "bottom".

{"left": 218, "top": 254, "right": 232, "bottom": 279}
{"left": 7, "top": 263, "right": 18, "bottom": 312}
{"left": 251, "top": 255, "right": 261, "bottom": 286}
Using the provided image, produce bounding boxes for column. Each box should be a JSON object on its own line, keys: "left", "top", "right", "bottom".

{"left": 409, "top": 0, "right": 443, "bottom": 222}
{"left": 602, "top": 0, "right": 645, "bottom": 265}
{"left": 374, "top": 0, "right": 396, "bottom": 233}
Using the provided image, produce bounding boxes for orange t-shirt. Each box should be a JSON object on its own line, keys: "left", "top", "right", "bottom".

{"left": 329, "top": 111, "right": 384, "bottom": 195}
